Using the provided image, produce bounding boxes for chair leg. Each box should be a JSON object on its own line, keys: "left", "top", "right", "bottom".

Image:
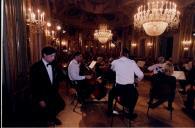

{"left": 127, "top": 119, "right": 131, "bottom": 127}
{"left": 73, "top": 98, "right": 79, "bottom": 112}
{"left": 73, "top": 92, "right": 83, "bottom": 112}
{"left": 170, "top": 109, "right": 172, "bottom": 120}
{"left": 110, "top": 100, "right": 117, "bottom": 127}
{"left": 147, "top": 99, "right": 153, "bottom": 118}
{"left": 110, "top": 115, "right": 114, "bottom": 127}
{"left": 126, "top": 108, "right": 131, "bottom": 127}
{"left": 168, "top": 101, "right": 173, "bottom": 120}
{"left": 147, "top": 106, "right": 150, "bottom": 118}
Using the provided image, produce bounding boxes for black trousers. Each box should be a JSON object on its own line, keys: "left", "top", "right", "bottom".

{"left": 32, "top": 93, "right": 65, "bottom": 126}
{"left": 71, "top": 80, "right": 94, "bottom": 104}
{"left": 108, "top": 83, "right": 138, "bottom": 116}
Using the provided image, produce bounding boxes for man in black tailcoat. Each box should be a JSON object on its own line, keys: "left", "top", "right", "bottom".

{"left": 30, "top": 46, "right": 65, "bottom": 126}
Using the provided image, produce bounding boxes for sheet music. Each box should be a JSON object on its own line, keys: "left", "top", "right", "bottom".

{"left": 172, "top": 71, "right": 186, "bottom": 80}
{"left": 89, "top": 60, "right": 96, "bottom": 69}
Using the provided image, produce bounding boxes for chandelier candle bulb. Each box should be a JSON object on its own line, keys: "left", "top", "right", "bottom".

{"left": 37, "top": 10, "right": 40, "bottom": 22}
{"left": 31, "top": 13, "right": 35, "bottom": 22}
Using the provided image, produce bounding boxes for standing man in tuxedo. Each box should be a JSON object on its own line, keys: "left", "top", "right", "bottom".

{"left": 30, "top": 46, "right": 65, "bottom": 126}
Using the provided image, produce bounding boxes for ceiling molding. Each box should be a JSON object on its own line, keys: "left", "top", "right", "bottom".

{"left": 50, "top": 0, "right": 195, "bottom": 29}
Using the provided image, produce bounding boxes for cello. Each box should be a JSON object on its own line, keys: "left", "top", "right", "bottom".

{"left": 79, "top": 62, "right": 107, "bottom": 100}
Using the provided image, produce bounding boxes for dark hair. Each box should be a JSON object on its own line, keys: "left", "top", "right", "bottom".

{"left": 41, "top": 46, "right": 56, "bottom": 56}
{"left": 121, "top": 48, "right": 129, "bottom": 57}
{"left": 73, "top": 51, "right": 82, "bottom": 58}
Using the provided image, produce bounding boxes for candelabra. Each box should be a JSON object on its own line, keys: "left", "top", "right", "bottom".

{"left": 182, "top": 40, "right": 191, "bottom": 51}
{"left": 26, "top": 8, "right": 46, "bottom": 32}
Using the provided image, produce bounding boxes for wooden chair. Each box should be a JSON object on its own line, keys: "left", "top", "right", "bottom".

{"left": 69, "top": 81, "right": 86, "bottom": 112}
{"left": 110, "top": 96, "right": 131, "bottom": 127}
{"left": 147, "top": 73, "right": 176, "bottom": 120}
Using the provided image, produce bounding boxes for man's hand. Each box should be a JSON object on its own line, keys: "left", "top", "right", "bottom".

{"left": 39, "top": 100, "right": 47, "bottom": 108}
{"left": 85, "top": 75, "right": 92, "bottom": 79}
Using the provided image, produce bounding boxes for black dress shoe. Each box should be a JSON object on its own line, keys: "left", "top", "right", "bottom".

{"left": 166, "top": 106, "right": 174, "bottom": 111}
{"left": 54, "top": 118, "right": 62, "bottom": 125}
{"left": 47, "top": 121, "right": 55, "bottom": 126}
{"left": 106, "top": 111, "right": 113, "bottom": 117}
{"left": 125, "top": 113, "right": 138, "bottom": 120}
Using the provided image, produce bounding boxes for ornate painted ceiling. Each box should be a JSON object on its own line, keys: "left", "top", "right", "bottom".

{"left": 48, "top": 0, "right": 195, "bottom": 29}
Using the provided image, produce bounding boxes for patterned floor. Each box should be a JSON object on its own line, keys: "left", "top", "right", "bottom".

{"left": 57, "top": 80, "right": 195, "bottom": 127}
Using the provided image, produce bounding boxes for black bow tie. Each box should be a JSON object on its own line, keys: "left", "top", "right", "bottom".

{"left": 47, "top": 63, "right": 52, "bottom": 67}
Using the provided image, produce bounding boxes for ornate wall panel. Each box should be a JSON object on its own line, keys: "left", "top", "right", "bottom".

{"left": 178, "top": 8, "right": 194, "bottom": 60}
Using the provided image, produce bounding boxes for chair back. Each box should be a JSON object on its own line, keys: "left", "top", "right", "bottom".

{"left": 150, "top": 73, "right": 176, "bottom": 100}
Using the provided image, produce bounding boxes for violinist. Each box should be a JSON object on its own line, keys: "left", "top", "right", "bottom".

{"left": 68, "top": 51, "right": 93, "bottom": 105}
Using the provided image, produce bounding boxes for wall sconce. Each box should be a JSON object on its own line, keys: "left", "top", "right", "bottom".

{"left": 61, "top": 40, "right": 68, "bottom": 46}
{"left": 147, "top": 42, "right": 153, "bottom": 48}
{"left": 192, "top": 32, "right": 195, "bottom": 37}
{"left": 110, "top": 43, "right": 116, "bottom": 48}
{"left": 101, "top": 45, "right": 105, "bottom": 48}
{"left": 131, "top": 43, "right": 137, "bottom": 47}
{"left": 182, "top": 40, "right": 191, "bottom": 51}
{"left": 56, "top": 25, "right": 61, "bottom": 31}
{"left": 45, "top": 21, "right": 62, "bottom": 40}
{"left": 26, "top": 8, "right": 45, "bottom": 26}
{"left": 183, "top": 47, "right": 189, "bottom": 51}
{"left": 56, "top": 38, "right": 60, "bottom": 45}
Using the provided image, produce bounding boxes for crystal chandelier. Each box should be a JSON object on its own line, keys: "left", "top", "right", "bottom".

{"left": 134, "top": 0, "right": 180, "bottom": 36}
{"left": 94, "top": 24, "right": 113, "bottom": 44}
{"left": 26, "top": 8, "right": 46, "bottom": 30}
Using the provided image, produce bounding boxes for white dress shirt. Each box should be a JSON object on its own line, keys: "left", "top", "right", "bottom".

{"left": 42, "top": 59, "right": 53, "bottom": 84}
{"left": 68, "top": 59, "right": 85, "bottom": 81}
{"left": 148, "top": 63, "right": 166, "bottom": 74}
{"left": 111, "top": 57, "right": 144, "bottom": 85}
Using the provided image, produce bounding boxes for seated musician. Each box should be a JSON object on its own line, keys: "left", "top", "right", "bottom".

{"left": 184, "top": 60, "right": 195, "bottom": 114}
{"left": 149, "top": 63, "right": 176, "bottom": 110}
{"left": 107, "top": 48, "right": 144, "bottom": 120}
{"left": 147, "top": 56, "right": 166, "bottom": 74}
{"left": 95, "top": 57, "right": 105, "bottom": 77}
{"left": 93, "top": 57, "right": 110, "bottom": 100}
{"left": 68, "top": 51, "right": 93, "bottom": 104}
{"left": 95, "top": 57, "right": 115, "bottom": 84}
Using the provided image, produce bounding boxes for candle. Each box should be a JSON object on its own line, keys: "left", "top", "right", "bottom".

{"left": 52, "top": 30, "right": 55, "bottom": 38}
{"left": 43, "top": 12, "right": 45, "bottom": 23}
{"left": 166, "top": 1, "right": 168, "bottom": 9}
{"left": 40, "top": 14, "right": 42, "bottom": 23}
{"left": 37, "top": 9, "right": 40, "bottom": 21}
{"left": 28, "top": 8, "right": 31, "bottom": 20}
{"left": 169, "top": 1, "right": 171, "bottom": 9}
{"left": 161, "top": 1, "right": 164, "bottom": 9}
{"left": 31, "top": 12, "right": 35, "bottom": 22}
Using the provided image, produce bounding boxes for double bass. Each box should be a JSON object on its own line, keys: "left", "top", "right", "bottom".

{"left": 79, "top": 62, "right": 107, "bottom": 100}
